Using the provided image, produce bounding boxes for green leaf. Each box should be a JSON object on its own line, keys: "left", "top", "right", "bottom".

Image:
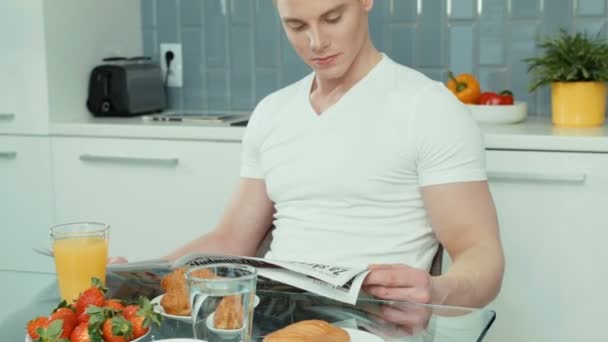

{"left": 111, "top": 315, "right": 133, "bottom": 339}
{"left": 523, "top": 27, "right": 608, "bottom": 91}
{"left": 135, "top": 296, "right": 163, "bottom": 327}
{"left": 46, "top": 320, "right": 64, "bottom": 338}
{"left": 85, "top": 305, "right": 104, "bottom": 316}
{"left": 36, "top": 320, "right": 64, "bottom": 342}
{"left": 90, "top": 331, "right": 104, "bottom": 342}
{"left": 87, "top": 305, "right": 106, "bottom": 331}
{"left": 90, "top": 277, "right": 108, "bottom": 294}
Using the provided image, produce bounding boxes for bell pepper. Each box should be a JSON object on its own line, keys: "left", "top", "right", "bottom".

{"left": 478, "top": 90, "right": 514, "bottom": 105}
{"left": 446, "top": 72, "right": 481, "bottom": 104}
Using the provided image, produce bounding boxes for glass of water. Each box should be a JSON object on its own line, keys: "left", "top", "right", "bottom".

{"left": 186, "top": 264, "right": 258, "bottom": 342}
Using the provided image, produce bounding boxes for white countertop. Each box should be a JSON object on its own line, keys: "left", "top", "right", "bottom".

{"left": 49, "top": 115, "right": 608, "bottom": 153}
{"left": 480, "top": 116, "right": 608, "bottom": 152}
{"left": 51, "top": 116, "right": 246, "bottom": 142}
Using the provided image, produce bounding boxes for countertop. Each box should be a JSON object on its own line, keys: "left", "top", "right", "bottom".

{"left": 480, "top": 116, "right": 608, "bottom": 153}
{"left": 51, "top": 116, "right": 246, "bottom": 142}
{"left": 48, "top": 115, "right": 608, "bottom": 153}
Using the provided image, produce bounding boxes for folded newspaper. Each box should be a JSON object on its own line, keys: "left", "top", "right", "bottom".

{"left": 107, "top": 254, "right": 370, "bottom": 304}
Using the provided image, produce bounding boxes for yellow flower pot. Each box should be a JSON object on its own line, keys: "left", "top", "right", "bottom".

{"left": 551, "top": 81, "right": 606, "bottom": 127}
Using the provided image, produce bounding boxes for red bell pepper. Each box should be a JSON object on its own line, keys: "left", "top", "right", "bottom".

{"left": 478, "top": 90, "right": 514, "bottom": 105}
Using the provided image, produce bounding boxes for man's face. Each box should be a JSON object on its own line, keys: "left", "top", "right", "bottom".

{"left": 275, "top": 0, "right": 373, "bottom": 81}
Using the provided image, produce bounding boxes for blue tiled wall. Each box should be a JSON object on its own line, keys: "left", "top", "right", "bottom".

{"left": 141, "top": 0, "right": 608, "bottom": 115}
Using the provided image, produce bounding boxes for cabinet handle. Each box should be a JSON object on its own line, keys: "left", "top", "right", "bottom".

{"left": 0, "top": 152, "right": 17, "bottom": 159}
{"left": 487, "top": 171, "right": 586, "bottom": 184}
{"left": 0, "top": 113, "right": 15, "bottom": 121}
{"left": 79, "top": 154, "right": 179, "bottom": 167}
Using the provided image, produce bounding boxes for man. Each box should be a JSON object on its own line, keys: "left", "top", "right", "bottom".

{"left": 165, "top": 0, "right": 504, "bottom": 309}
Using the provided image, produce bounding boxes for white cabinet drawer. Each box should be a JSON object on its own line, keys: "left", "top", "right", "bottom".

{"left": 485, "top": 150, "right": 608, "bottom": 341}
{"left": 52, "top": 137, "right": 242, "bottom": 262}
{"left": 0, "top": 136, "right": 55, "bottom": 272}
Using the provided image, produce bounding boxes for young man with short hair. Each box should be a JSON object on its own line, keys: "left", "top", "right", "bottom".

{"left": 167, "top": 0, "right": 504, "bottom": 309}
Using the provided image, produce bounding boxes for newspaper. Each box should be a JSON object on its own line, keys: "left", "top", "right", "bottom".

{"left": 107, "top": 254, "right": 370, "bottom": 304}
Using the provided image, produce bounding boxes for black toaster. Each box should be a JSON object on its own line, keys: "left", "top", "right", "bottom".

{"left": 86, "top": 57, "right": 166, "bottom": 116}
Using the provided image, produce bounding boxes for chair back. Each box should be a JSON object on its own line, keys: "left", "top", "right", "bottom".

{"left": 429, "top": 244, "right": 444, "bottom": 276}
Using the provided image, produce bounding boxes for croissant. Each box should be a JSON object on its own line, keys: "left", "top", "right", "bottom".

{"left": 263, "top": 320, "right": 350, "bottom": 342}
{"left": 160, "top": 267, "right": 187, "bottom": 292}
{"left": 213, "top": 295, "right": 244, "bottom": 330}
{"left": 160, "top": 267, "right": 216, "bottom": 316}
{"left": 160, "top": 288, "right": 191, "bottom": 316}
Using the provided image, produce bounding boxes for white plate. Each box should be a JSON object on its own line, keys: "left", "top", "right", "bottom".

{"left": 344, "top": 327, "right": 384, "bottom": 342}
{"left": 151, "top": 294, "right": 260, "bottom": 323}
{"left": 467, "top": 101, "right": 527, "bottom": 124}
{"left": 26, "top": 327, "right": 150, "bottom": 342}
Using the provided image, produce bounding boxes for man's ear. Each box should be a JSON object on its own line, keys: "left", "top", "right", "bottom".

{"left": 360, "top": 0, "right": 374, "bottom": 12}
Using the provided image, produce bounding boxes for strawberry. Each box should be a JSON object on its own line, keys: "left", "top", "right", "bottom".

{"left": 127, "top": 296, "right": 162, "bottom": 339}
{"left": 76, "top": 310, "right": 90, "bottom": 326}
{"left": 127, "top": 316, "right": 149, "bottom": 339}
{"left": 102, "top": 316, "right": 132, "bottom": 342}
{"left": 75, "top": 278, "right": 107, "bottom": 323}
{"left": 104, "top": 299, "right": 125, "bottom": 311}
{"left": 50, "top": 306, "right": 77, "bottom": 339}
{"left": 70, "top": 322, "right": 101, "bottom": 342}
{"left": 27, "top": 316, "right": 49, "bottom": 339}
{"left": 121, "top": 305, "right": 139, "bottom": 319}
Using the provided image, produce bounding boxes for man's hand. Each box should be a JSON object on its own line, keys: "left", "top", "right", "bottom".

{"left": 107, "top": 256, "right": 128, "bottom": 264}
{"left": 358, "top": 301, "right": 432, "bottom": 337}
{"left": 362, "top": 264, "right": 433, "bottom": 304}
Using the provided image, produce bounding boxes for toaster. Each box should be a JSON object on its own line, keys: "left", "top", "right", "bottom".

{"left": 86, "top": 58, "right": 166, "bottom": 116}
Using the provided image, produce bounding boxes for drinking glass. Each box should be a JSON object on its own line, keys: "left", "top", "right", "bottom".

{"left": 186, "top": 264, "right": 257, "bottom": 342}
{"left": 50, "top": 222, "right": 109, "bottom": 302}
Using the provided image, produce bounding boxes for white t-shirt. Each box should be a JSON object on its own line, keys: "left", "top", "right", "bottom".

{"left": 241, "top": 54, "right": 486, "bottom": 269}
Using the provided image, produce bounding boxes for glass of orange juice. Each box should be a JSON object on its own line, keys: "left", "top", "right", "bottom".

{"left": 50, "top": 222, "right": 109, "bottom": 303}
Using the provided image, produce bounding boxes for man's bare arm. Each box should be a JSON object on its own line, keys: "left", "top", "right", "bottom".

{"left": 423, "top": 180, "right": 505, "bottom": 308}
{"left": 164, "top": 178, "right": 275, "bottom": 261}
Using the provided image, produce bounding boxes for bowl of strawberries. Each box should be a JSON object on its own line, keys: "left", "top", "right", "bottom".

{"left": 26, "top": 278, "right": 161, "bottom": 342}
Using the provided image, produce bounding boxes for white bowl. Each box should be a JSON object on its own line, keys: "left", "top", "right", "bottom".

{"left": 26, "top": 328, "right": 151, "bottom": 342}
{"left": 205, "top": 312, "right": 244, "bottom": 339}
{"left": 467, "top": 101, "right": 527, "bottom": 124}
{"left": 151, "top": 294, "right": 260, "bottom": 323}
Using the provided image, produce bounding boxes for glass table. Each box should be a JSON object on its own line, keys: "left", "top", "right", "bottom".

{"left": 1, "top": 270, "right": 495, "bottom": 341}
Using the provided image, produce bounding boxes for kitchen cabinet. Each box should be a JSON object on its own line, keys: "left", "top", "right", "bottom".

{"left": 0, "top": 1, "right": 49, "bottom": 134}
{"left": 0, "top": 0, "right": 141, "bottom": 134}
{"left": 484, "top": 150, "right": 608, "bottom": 341}
{"left": 0, "top": 136, "right": 55, "bottom": 273}
{"left": 52, "top": 137, "right": 242, "bottom": 262}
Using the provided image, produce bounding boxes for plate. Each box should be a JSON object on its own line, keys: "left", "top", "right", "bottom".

{"left": 467, "top": 101, "right": 527, "bottom": 124}
{"left": 344, "top": 328, "right": 384, "bottom": 342}
{"left": 151, "top": 294, "right": 261, "bottom": 323}
{"left": 26, "top": 327, "right": 150, "bottom": 342}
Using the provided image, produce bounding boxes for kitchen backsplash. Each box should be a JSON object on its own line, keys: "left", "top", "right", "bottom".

{"left": 142, "top": 0, "right": 608, "bottom": 116}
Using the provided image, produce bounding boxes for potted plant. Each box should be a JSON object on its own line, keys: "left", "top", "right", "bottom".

{"left": 524, "top": 29, "right": 608, "bottom": 127}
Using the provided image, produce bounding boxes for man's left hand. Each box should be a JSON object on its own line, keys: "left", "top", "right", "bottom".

{"left": 362, "top": 264, "right": 433, "bottom": 304}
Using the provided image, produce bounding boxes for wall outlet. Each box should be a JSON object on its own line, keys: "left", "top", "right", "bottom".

{"left": 160, "top": 43, "right": 183, "bottom": 87}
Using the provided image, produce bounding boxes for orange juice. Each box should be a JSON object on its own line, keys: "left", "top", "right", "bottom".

{"left": 53, "top": 236, "right": 108, "bottom": 302}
